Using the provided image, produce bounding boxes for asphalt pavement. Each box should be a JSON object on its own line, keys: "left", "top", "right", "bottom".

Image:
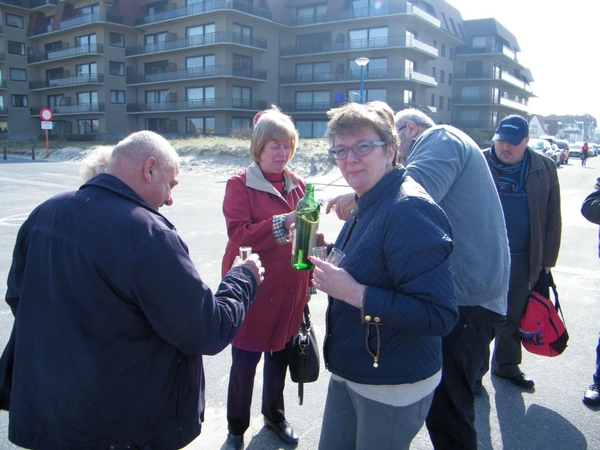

{"left": 0, "top": 154, "right": 599, "bottom": 450}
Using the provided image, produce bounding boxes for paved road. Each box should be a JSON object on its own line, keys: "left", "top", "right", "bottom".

{"left": 0, "top": 154, "right": 599, "bottom": 449}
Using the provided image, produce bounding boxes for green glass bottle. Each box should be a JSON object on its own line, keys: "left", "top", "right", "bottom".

{"left": 291, "top": 183, "right": 320, "bottom": 270}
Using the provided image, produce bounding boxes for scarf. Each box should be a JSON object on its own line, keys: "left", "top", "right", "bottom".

{"left": 489, "top": 145, "right": 531, "bottom": 193}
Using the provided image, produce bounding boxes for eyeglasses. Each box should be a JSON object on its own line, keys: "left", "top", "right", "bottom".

{"left": 397, "top": 124, "right": 407, "bottom": 133}
{"left": 328, "top": 140, "right": 385, "bottom": 160}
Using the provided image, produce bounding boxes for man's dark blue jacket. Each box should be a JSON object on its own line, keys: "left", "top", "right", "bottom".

{"left": 0, "top": 174, "right": 256, "bottom": 449}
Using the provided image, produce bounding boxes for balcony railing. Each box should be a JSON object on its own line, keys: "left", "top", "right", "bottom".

{"left": 454, "top": 70, "right": 533, "bottom": 93}
{"left": 30, "top": 0, "right": 57, "bottom": 7}
{"left": 340, "top": 0, "right": 440, "bottom": 27}
{"left": 127, "top": 97, "right": 267, "bottom": 113}
{"left": 455, "top": 44, "right": 517, "bottom": 61}
{"left": 60, "top": 12, "right": 123, "bottom": 30}
{"left": 135, "top": 0, "right": 271, "bottom": 26}
{"left": 279, "top": 100, "right": 414, "bottom": 113}
{"left": 280, "top": 35, "right": 436, "bottom": 58}
{"left": 127, "top": 66, "right": 266, "bottom": 85}
{"left": 30, "top": 103, "right": 105, "bottom": 115}
{"left": 29, "top": 73, "right": 104, "bottom": 90}
{"left": 0, "top": 52, "right": 4, "bottom": 62}
{"left": 0, "top": 79, "right": 6, "bottom": 89}
{"left": 28, "top": 43, "right": 103, "bottom": 64}
{"left": 126, "top": 32, "right": 266, "bottom": 57}
{"left": 280, "top": 68, "right": 436, "bottom": 86}
{"left": 0, "top": 106, "right": 8, "bottom": 115}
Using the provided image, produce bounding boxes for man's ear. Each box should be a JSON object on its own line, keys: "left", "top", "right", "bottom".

{"left": 143, "top": 157, "right": 157, "bottom": 183}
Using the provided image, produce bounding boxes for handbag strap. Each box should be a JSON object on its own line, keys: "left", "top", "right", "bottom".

{"left": 547, "top": 273, "right": 566, "bottom": 325}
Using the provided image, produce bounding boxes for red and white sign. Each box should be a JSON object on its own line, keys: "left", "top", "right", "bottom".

{"left": 40, "top": 108, "right": 53, "bottom": 121}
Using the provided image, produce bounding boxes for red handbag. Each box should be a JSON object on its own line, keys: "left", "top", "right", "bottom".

{"left": 519, "top": 272, "right": 568, "bottom": 357}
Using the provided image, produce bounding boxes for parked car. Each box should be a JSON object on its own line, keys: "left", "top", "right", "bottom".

{"left": 529, "top": 138, "right": 558, "bottom": 165}
{"left": 554, "top": 139, "right": 570, "bottom": 164}
{"left": 569, "top": 142, "right": 586, "bottom": 158}
{"left": 591, "top": 143, "right": 600, "bottom": 157}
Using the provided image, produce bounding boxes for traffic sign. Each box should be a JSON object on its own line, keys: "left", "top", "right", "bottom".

{"left": 41, "top": 122, "right": 53, "bottom": 130}
{"left": 40, "top": 108, "right": 53, "bottom": 121}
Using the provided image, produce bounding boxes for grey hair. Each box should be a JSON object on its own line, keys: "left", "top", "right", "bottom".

{"left": 394, "top": 108, "right": 435, "bottom": 130}
{"left": 109, "top": 131, "right": 179, "bottom": 173}
{"left": 80, "top": 146, "right": 112, "bottom": 181}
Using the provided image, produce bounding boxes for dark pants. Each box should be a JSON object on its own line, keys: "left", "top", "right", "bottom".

{"left": 426, "top": 306, "right": 505, "bottom": 450}
{"left": 594, "top": 333, "right": 600, "bottom": 385}
{"left": 227, "top": 341, "right": 295, "bottom": 436}
{"left": 491, "top": 253, "right": 531, "bottom": 377}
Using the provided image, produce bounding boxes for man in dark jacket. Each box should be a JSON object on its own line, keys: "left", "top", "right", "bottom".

{"left": 480, "top": 115, "right": 562, "bottom": 389}
{"left": 0, "top": 131, "right": 264, "bottom": 449}
{"left": 580, "top": 177, "right": 600, "bottom": 406}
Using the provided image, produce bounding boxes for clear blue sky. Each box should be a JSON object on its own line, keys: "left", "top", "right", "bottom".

{"left": 447, "top": 0, "right": 599, "bottom": 120}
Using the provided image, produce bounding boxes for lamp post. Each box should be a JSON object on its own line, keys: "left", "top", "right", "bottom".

{"left": 355, "top": 57, "right": 369, "bottom": 104}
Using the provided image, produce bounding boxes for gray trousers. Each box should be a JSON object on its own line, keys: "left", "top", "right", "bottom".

{"left": 492, "top": 252, "right": 531, "bottom": 377}
{"left": 318, "top": 377, "right": 433, "bottom": 450}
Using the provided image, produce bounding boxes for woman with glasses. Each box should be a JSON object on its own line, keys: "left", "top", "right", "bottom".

{"left": 221, "top": 105, "right": 312, "bottom": 450}
{"left": 310, "top": 102, "right": 458, "bottom": 450}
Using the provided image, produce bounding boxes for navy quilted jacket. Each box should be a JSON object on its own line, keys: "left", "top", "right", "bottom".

{"left": 324, "top": 168, "right": 458, "bottom": 385}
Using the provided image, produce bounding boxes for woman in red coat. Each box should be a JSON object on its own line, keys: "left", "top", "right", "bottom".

{"left": 221, "top": 105, "right": 311, "bottom": 450}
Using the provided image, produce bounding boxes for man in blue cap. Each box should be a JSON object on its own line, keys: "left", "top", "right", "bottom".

{"left": 479, "top": 114, "right": 562, "bottom": 389}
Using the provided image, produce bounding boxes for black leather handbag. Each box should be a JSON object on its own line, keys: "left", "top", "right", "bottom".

{"left": 289, "top": 305, "right": 320, "bottom": 405}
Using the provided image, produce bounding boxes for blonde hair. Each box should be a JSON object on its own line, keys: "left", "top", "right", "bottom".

{"left": 250, "top": 105, "right": 298, "bottom": 163}
{"left": 80, "top": 146, "right": 112, "bottom": 181}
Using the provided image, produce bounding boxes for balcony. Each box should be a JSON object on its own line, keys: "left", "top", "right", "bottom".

{"left": 280, "top": 35, "right": 437, "bottom": 58}
{"left": 455, "top": 44, "right": 517, "bottom": 62}
{"left": 280, "top": 68, "right": 437, "bottom": 87}
{"left": 0, "top": 79, "right": 6, "bottom": 89}
{"left": 126, "top": 32, "right": 266, "bottom": 57}
{"left": 0, "top": 52, "right": 4, "bottom": 62}
{"left": 127, "top": 65, "right": 266, "bottom": 85}
{"left": 127, "top": 97, "right": 267, "bottom": 113}
{"left": 0, "top": 106, "right": 8, "bottom": 116}
{"left": 30, "top": 0, "right": 57, "bottom": 8}
{"left": 279, "top": 100, "right": 413, "bottom": 114}
{"left": 499, "top": 96, "right": 529, "bottom": 113}
{"left": 28, "top": 43, "right": 103, "bottom": 64}
{"left": 30, "top": 103, "right": 105, "bottom": 116}
{"left": 135, "top": 0, "right": 271, "bottom": 26}
{"left": 339, "top": 0, "right": 440, "bottom": 27}
{"left": 454, "top": 70, "right": 533, "bottom": 93}
{"left": 29, "top": 73, "right": 104, "bottom": 90}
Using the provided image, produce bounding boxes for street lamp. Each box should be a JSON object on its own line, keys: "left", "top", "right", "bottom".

{"left": 355, "top": 57, "right": 369, "bottom": 104}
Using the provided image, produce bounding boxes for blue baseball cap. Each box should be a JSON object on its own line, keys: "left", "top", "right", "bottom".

{"left": 493, "top": 115, "right": 529, "bottom": 145}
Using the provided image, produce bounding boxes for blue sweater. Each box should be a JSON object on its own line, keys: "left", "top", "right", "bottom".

{"left": 324, "top": 168, "right": 458, "bottom": 385}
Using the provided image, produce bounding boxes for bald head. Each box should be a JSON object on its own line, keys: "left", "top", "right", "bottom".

{"left": 107, "top": 131, "right": 180, "bottom": 211}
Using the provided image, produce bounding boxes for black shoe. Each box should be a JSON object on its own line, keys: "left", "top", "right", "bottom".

{"left": 263, "top": 417, "right": 300, "bottom": 445}
{"left": 496, "top": 371, "right": 535, "bottom": 389}
{"left": 583, "top": 384, "right": 600, "bottom": 406}
{"left": 474, "top": 379, "right": 483, "bottom": 396}
{"left": 226, "top": 433, "right": 244, "bottom": 450}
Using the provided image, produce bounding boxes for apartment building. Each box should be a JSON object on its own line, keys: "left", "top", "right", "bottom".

{"left": 0, "top": 0, "right": 535, "bottom": 140}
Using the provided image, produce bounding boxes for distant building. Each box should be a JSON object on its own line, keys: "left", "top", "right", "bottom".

{"left": 0, "top": 0, "right": 538, "bottom": 141}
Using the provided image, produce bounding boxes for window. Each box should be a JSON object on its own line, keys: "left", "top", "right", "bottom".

{"left": 431, "top": 94, "right": 435, "bottom": 107}
{"left": 233, "top": 23, "right": 252, "bottom": 45}
{"left": 460, "top": 110, "right": 481, "bottom": 125}
{"left": 11, "top": 94, "right": 28, "bottom": 107}
{"left": 146, "top": 90, "right": 170, "bottom": 104}
{"left": 296, "top": 62, "right": 331, "bottom": 82}
{"left": 296, "top": 5, "right": 326, "bottom": 25}
{"left": 8, "top": 41, "right": 26, "bottom": 56}
{"left": 10, "top": 68, "right": 27, "bottom": 82}
{"left": 109, "top": 32, "right": 124, "bottom": 47}
{"left": 449, "top": 73, "right": 453, "bottom": 86}
{"left": 186, "top": 23, "right": 215, "bottom": 45}
{"left": 78, "top": 91, "right": 98, "bottom": 105}
{"left": 109, "top": 61, "right": 125, "bottom": 76}
{"left": 441, "top": 44, "right": 446, "bottom": 57}
{"left": 233, "top": 86, "right": 252, "bottom": 108}
{"left": 6, "top": 13, "right": 24, "bottom": 28}
{"left": 464, "top": 61, "right": 483, "bottom": 78}
{"left": 432, "top": 67, "right": 436, "bottom": 80}
{"left": 75, "top": 33, "right": 97, "bottom": 48}
{"left": 187, "top": 117, "right": 215, "bottom": 134}
{"left": 187, "top": 54, "right": 215, "bottom": 75}
{"left": 348, "top": 88, "right": 386, "bottom": 104}
{"left": 438, "top": 96, "right": 444, "bottom": 110}
{"left": 440, "top": 70, "right": 445, "bottom": 84}
{"left": 75, "top": 3, "right": 99, "bottom": 16}
{"left": 349, "top": 27, "right": 388, "bottom": 49}
{"left": 78, "top": 119, "right": 99, "bottom": 134}
{"left": 449, "top": 48, "right": 455, "bottom": 61}
{"left": 47, "top": 94, "right": 64, "bottom": 108}
{"left": 403, "top": 90, "right": 414, "bottom": 106}
{"left": 110, "top": 90, "right": 125, "bottom": 104}
{"left": 461, "top": 86, "right": 482, "bottom": 101}
{"left": 187, "top": 86, "right": 215, "bottom": 106}
{"left": 472, "top": 36, "right": 486, "bottom": 48}
{"left": 233, "top": 54, "right": 252, "bottom": 77}
{"left": 296, "top": 91, "right": 330, "bottom": 110}
{"left": 77, "top": 62, "right": 97, "bottom": 80}
{"left": 232, "top": 117, "right": 252, "bottom": 130}
{"left": 146, "top": 118, "right": 177, "bottom": 134}
{"left": 296, "top": 121, "right": 327, "bottom": 138}
{"left": 447, "top": 98, "right": 452, "bottom": 111}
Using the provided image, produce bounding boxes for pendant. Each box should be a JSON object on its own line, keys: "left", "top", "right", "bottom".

{"left": 373, "top": 362, "right": 378, "bottom": 368}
